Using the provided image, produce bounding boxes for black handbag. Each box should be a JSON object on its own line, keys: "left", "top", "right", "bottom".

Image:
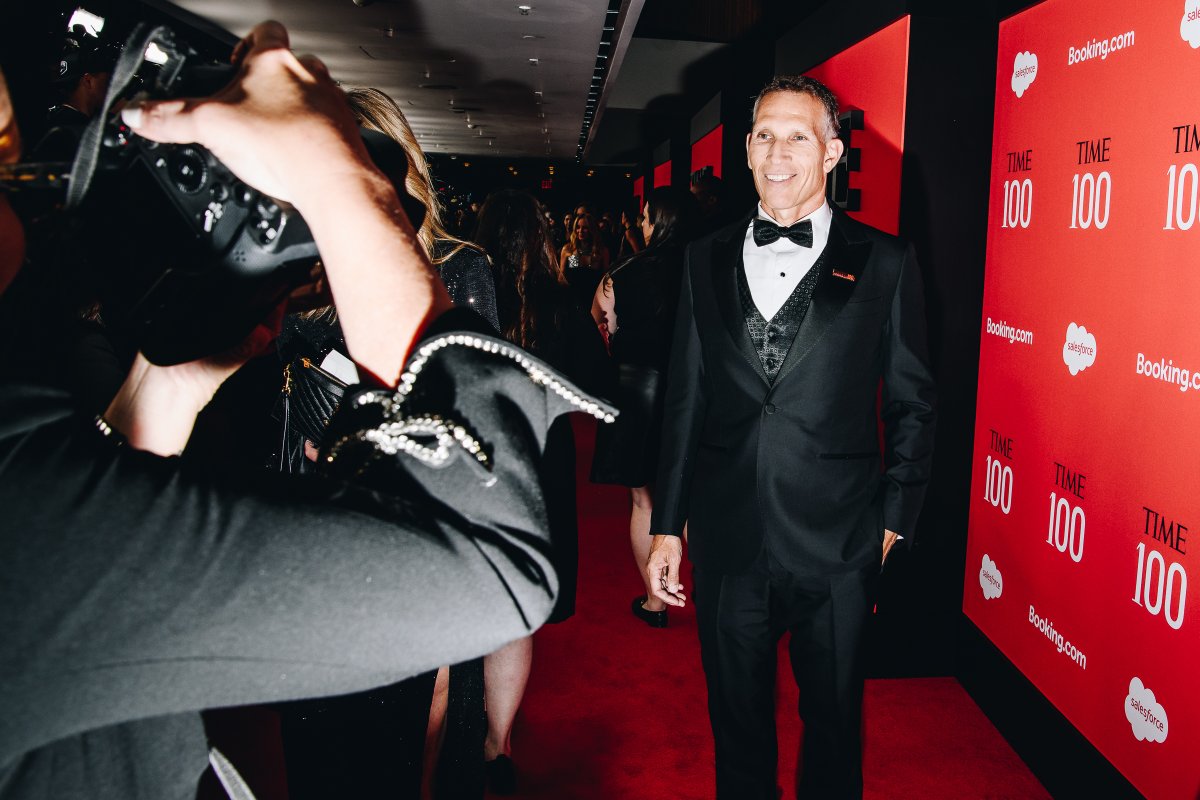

{"left": 283, "top": 355, "right": 347, "bottom": 445}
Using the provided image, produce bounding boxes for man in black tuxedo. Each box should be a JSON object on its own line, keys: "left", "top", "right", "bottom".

{"left": 647, "top": 76, "right": 936, "bottom": 799}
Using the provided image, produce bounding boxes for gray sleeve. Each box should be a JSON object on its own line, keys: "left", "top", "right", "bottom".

{"left": 0, "top": 327, "right": 613, "bottom": 769}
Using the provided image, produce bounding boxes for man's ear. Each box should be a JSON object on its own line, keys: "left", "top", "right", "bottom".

{"left": 822, "top": 136, "right": 845, "bottom": 175}
{"left": 745, "top": 132, "right": 753, "bottom": 171}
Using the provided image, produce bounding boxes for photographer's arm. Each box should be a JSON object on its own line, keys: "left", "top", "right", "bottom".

{"left": 121, "top": 21, "right": 450, "bottom": 388}
{"left": 0, "top": 378, "right": 561, "bottom": 769}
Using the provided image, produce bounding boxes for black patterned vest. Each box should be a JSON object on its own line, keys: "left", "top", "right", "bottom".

{"left": 736, "top": 249, "right": 826, "bottom": 382}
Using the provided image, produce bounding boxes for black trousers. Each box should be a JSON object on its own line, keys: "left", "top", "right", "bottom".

{"left": 693, "top": 544, "right": 878, "bottom": 800}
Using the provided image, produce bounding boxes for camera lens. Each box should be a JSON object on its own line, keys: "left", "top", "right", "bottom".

{"left": 168, "top": 147, "right": 208, "bottom": 194}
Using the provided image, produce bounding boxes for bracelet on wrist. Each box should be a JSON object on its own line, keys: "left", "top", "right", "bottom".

{"left": 94, "top": 415, "right": 125, "bottom": 446}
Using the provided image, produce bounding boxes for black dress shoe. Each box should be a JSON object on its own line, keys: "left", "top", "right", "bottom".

{"left": 485, "top": 754, "right": 517, "bottom": 795}
{"left": 631, "top": 596, "right": 668, "bottom": 628}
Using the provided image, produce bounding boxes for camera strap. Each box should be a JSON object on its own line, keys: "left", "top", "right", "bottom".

{"left": 65, "top": 23, "right": 166, "bottom": 210}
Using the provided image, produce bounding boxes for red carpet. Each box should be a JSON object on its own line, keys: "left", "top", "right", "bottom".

{"left": 494, "top": 418, "right": 1051, "bottom": 799}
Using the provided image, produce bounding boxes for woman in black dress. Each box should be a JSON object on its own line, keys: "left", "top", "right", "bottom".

{"left": 590, "top": 186, "right": 697, "bottom": 628}
{"left": 474, "top": 190, "right": 611, "bottom": 794}
{"left": 559, "top": 212, "right": 611, "bottom": 311}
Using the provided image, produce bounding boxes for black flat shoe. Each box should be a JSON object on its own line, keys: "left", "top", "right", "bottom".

{"left": 631, "top": 595, "right": 668, "bottom": 628}
{"left": 485, "top": 754, "right": 517, "bottom": 795}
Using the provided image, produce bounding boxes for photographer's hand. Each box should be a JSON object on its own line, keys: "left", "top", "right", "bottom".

{"left": 121, "top": 21, "right": 450, "bottom": 388}
{"left": 104, "top": 313, "right": 280, "bottom": 456}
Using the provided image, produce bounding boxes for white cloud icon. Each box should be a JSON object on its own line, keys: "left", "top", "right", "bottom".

{"left": 980, "top": 554, "right": 1003, "bottom": 600}
{"left": 1011, "top": 51, "right": 1038, "bottom": 97}
{"left": 1062, "top": 323, "right": 1097, "bottom": 376}
{"left": 1183, "top": 0, "right": 1200, "bottom": 48}
{"left": 1126, "top": 678, "right": 1169, "bottom": 743}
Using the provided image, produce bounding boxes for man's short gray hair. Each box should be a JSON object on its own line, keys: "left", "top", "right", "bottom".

{"left": 751, "top": 76, "right": 840, "bottom": 142}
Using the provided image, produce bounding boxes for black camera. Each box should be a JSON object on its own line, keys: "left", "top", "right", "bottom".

{"left": 24, "top": 23, "right": 425, "bottom": 365}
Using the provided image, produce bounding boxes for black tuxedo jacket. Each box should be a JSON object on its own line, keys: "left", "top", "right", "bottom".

{"left": 650, "top": 208, "right": 936, "bottom": 576}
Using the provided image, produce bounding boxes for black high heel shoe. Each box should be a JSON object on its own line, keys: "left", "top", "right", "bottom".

{"left": 484, "top": 754, "right": 517, "bottom": 795}
{"left": 631, "top": 595, "right": 668, "bottom": 628}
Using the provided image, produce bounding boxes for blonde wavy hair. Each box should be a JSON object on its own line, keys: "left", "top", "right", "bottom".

{"left": 345, "top": 87, "right": 475, "bottom": 265}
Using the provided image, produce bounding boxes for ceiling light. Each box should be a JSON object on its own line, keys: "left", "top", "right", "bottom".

{"left": 522, "top": 34, "right": 542, "bottom": 40}
{"left": 528, "top": 58, "right": 539, "bottom": 66}
{"left": 517, "top": 4, "right": 533, "bottom": 13}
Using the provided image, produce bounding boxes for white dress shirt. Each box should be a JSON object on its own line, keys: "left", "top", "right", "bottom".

{"left": 741, "top": 202, "right": 832, "bottom": 321}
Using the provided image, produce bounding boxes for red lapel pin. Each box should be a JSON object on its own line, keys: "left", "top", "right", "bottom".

{"left": 831, "top": 270, "right": 857, "bottom": 282}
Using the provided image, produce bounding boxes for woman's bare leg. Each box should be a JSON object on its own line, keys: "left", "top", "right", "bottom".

{"left": 483, "top": 637, "right": 533, "bottom": 760}
{"left": 629, "top": 485, "right": 665, "bottom": 612}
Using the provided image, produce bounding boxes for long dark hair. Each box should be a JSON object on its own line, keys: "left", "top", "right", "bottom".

{"left": 474, "top": 190, "right": 565, "bottom": 350}
{"left": 641, "top": 185, "right": 697, "bottom": 250}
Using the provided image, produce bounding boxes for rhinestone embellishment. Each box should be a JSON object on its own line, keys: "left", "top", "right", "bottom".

{"left": 329, "top": 332, "right": 616, "bottom": 467}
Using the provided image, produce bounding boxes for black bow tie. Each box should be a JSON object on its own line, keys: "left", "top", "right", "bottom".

{"left": 752, "top": 217, "right": 813, "bottom": 248}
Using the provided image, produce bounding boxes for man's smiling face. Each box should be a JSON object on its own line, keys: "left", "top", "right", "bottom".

{"left": 746, "top": 91, "right": 843, "bottom": 226}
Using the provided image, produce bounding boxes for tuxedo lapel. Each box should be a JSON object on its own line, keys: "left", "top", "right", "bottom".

{"left": 773, "top": 213, "right": 871, "bottom": 385}
{"left": 710, "top": 218, "right": 770, "bottom": 386}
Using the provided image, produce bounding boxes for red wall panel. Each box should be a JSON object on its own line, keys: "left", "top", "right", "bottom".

{"left": 653, "top": 160, "right": 671, "bottom": 190}
{"left": 690, "top": 125, "right": 723, "bottom": 179}
{"left": 803, "top": 16, "right": 909, "bottom": 234}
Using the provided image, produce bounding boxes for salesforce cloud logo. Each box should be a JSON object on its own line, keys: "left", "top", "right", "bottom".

{"left": 1125, "top": 678, "right": 1168, "bottom": 743}
{"left": 1011, "top": 51, "right": 1038, "bottom": 97}
{"left": 1183, "top": 0, "right": 1200, "bottom": 48}
{"left": 980, "top": 554, "right": 1003, "bottom": 600}
{"left": 1063, "top": 323, "right": 1097, "bottom": 376}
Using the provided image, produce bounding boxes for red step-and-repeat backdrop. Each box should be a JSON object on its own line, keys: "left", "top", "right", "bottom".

{"left": 964, "top": 1, "right": 1200, "bottom": 797}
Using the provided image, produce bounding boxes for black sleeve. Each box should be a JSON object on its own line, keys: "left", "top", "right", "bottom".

{"left": 0, "top": 314, "right": 614, "bottom": 769}
{"left": 649, "top": 250, "right": 707, "bottom": 537}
